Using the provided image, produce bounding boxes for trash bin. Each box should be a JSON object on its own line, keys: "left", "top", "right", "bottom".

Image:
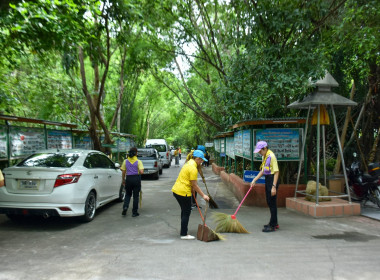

{"left": 328, "top": 175, "right": 345, "bottom": 195}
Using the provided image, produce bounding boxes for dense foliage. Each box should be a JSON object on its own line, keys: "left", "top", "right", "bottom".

{"left": 0, "top": 0, "right": 379, "bottom": 167}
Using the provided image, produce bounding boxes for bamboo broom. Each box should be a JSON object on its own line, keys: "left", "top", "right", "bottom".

{"left": 193, "top": 194, "right": 225, "bottom": 241}
{"left": 212, "top": 186, "right": 253, "bottom": 233}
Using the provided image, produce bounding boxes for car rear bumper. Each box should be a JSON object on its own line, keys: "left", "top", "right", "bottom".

{"left": 143, "top": 169, "right": 159, "bottom": 175}
{"left": 0, "top": 202, "right": 85, "bottom": 217}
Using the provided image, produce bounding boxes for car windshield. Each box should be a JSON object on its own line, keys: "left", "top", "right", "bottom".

{"left": 147, "top": 144, "right": 166, "bottom": 152}
{"left": 17, "top": 153, "right": 80, "bottom": 168}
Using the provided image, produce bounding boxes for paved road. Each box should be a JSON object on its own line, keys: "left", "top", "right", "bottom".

{"left": 1, "top": 157, "right": 380, "bottom": 280}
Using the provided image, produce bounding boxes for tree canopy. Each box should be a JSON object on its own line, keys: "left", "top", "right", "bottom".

{"left": 0, "top": 0, "right": 379, "bottom": 165}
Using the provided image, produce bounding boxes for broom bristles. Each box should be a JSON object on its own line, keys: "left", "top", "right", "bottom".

{"left": 212, "top": 212, "right": 249, "bottom": 233}
{"left": 213, "top": 231, "right": 226, "bottom": 240}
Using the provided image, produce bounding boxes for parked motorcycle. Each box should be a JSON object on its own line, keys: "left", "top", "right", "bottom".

{"left": 346, "top": 154, "right": 380, "bottom": 208}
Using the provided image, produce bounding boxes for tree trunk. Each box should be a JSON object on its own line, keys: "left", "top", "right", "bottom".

{"left": 78, "top": 46, "right": 102, "bottom": 150}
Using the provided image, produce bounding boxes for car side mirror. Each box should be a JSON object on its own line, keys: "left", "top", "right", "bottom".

{"left": 115, "top": 163, "right": 120, "bottom": 169}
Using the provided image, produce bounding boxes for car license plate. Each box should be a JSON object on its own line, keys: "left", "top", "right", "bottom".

{"left": 18, "top": 179, "right": 40, "bottom": 190}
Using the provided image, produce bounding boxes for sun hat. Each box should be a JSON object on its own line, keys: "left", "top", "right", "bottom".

{"left": 193, "top": 150, "right": 208, "bottom": 161}
{"left": 254, "top": 141, "right": 268, "bottom": 153}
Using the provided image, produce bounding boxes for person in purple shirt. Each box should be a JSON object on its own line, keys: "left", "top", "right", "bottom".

{"left": 121, "top": 147, "right": 144, "bottom": 217}
{"left": 250, "top": 141, "right": 280, "bottom": 232}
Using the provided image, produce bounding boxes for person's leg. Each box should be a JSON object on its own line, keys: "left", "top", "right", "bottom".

{"left": 264, "top": 175, "right": 278, "bottom": 229}
{"left": 173, "top": 193, "right": 192, "bottom": 236}
{"left": 132, "top": 177, "right": 141, "bottom": 216}
{"left": 122, "top": 179, "right": 133, "bottom": 215}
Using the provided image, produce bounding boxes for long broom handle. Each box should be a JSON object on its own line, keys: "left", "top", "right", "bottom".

{"left": 200, "top": 175, "right": 211, "bottom": 196}
{"left": 232, "top": 186, "right": 253, "bottom": 217}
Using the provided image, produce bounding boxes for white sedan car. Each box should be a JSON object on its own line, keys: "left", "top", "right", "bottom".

{"left": 0, "top": 149, "right": 124, "bottom": 222}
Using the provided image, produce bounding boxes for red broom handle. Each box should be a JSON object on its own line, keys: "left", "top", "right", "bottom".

{"left": 231, "top": 186, "right": 253, "bottom": 219}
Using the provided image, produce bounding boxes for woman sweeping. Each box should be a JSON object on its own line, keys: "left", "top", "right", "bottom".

{"left": 121, "top": 147, "right": 144, "bottom": 217}
{"left": 172, "top": 150, "right": 209, "bottom": 240}
{"left": 250, "top": 141, "right": 280, "bottom": 232}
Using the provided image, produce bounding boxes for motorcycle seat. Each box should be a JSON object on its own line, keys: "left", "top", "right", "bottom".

{"left": 362, "top": 173, "right": 378, "bottom": 183}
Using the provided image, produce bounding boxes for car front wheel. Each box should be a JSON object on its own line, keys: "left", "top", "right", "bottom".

{"left": 81, "top": 191, "right": 96, "bottom": 222}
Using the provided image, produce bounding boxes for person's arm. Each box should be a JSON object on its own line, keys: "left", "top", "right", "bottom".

{"left": 122, "top": 170, "right": 126, "bottom": 185}
{"left": 271, "top": 171, "right": 279, "bottom": 196}
{"left": 138, "top": 160, "right": 144, "bottom": 175}
{"left": 191, "top": 180, "right": 209, "bottom": 201}
{"left": 250, "top": 170, "right": 264, "bottom": 188}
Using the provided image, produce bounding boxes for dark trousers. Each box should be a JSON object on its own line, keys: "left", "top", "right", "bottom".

{"left": 265, "top": 174, "right": 279, "bottom": 226}
{"left": 123, "top": 175, "right": 141, "bottom": 214}
{"left": 173, "top": 192, "right": 192, "bottom": 236}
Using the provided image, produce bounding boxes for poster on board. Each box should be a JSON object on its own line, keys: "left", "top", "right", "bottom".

{"left": 214, "top": 138, "right": 220, "bottom": 153}
{"left": 234, "top": 131, "right": 243, "bottom": 157}
{"left": 47, "top": 130, "right": 72, "bottom": 149}
{"left": 10, "top": 127, "right": 46, "bottom": 157}
{"left": 242, "top": 129, "right": 251, "bottom": 159}
{"left": 254, "top": 128, "right": 302, "bottom": 161}
{"left": 220, "top": 138, "right": 225, "bottom": 155}
{"left": 226, "top": 136, "right": 235, "bottom": 159}
{"left": 73, "top": 135, "right": 92, "bottom": 150}
{"left": 0, "top": 125, "right": 7, "bottom": 159}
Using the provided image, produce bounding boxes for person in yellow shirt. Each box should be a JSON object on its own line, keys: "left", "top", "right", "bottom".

{"left": 172, "top": 150, "right": 209, "bottom": 240}
{"left": 174, "top": 147, "right": 179, "bottom": 166}
{"left": 250, "top": 141, "right": 280, "bottom": 232}
{"left": 121, "top": 147, "right": 144, "bottom": 217}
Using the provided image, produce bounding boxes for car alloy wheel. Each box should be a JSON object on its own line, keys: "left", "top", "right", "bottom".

{"left": 81, "top": 191, "right": 96, "bottom": 222}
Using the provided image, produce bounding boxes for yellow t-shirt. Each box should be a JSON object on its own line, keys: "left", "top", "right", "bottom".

{"left": 0, "top": 170, "right": 4, "bottom": 181}
{"left": 172, "top": 159, "right": 198, "bottom": 197}
{"left": 260, "top": 149, "right": 279, "bottom": 175}
{"left": 120, "top": 156, "right": 144, "bottom": 174}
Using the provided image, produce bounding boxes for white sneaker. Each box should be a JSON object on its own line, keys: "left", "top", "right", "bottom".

{"left": 180, "top": 235, "right": 195, "bottom": 240}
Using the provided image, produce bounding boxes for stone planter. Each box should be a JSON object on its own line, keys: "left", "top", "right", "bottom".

{"left": 212, "top": 163, "right": 225, "bottom": 175}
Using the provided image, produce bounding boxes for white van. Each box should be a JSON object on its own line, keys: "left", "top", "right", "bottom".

{"left": 145, "top": 139, "right": 171, "bottom": 168}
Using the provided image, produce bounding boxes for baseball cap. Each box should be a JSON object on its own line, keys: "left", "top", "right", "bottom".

{"left": 254, "top": 141, "right": 268, "bottom": 153}
{"left": 193, "top": 150, "right": 208, "bottom": 161}
{"left": 196, "top": 145, "right": 206, "bottom": 153}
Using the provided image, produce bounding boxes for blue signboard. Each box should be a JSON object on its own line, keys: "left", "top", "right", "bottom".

{"left": 243, "top": 170, "right": 265, "bottom": 184}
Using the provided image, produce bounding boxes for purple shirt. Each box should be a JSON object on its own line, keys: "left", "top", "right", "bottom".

{"left": 126, "top": 160, "right": 139, "bottom": 175}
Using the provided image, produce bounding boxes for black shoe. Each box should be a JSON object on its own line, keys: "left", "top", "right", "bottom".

{"left": 132, "top": 213, "right": 139, "bottom": 217}
{"left": 262, "top": 226, "right": 276, "bottom": 232}
{"left": 122, "top": 209, "right": 127, "bottom": 216}
{"left": 263, "top": 224, "right": 279, "bottom": 229}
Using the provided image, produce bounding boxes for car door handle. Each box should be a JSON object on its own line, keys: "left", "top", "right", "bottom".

{"left": 94, "top": 175, "right": 98, "bottom": 179}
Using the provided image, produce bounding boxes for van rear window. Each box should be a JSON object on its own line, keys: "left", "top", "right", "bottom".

{"left": 147, "top": 144, "right": 166, "bottom": 152}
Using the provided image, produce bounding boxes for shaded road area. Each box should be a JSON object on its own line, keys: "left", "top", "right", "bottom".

{"left": 1, "top": 157, "right": 380, "bottom": 280}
